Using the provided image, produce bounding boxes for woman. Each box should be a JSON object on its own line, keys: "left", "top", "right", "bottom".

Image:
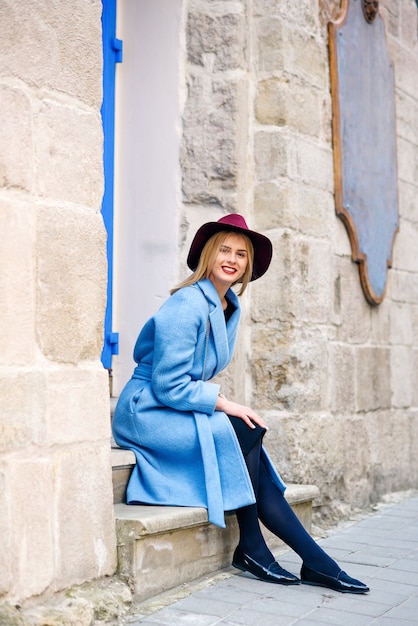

{"left": 112, "top": 213, "right": 369, "bottom": 593}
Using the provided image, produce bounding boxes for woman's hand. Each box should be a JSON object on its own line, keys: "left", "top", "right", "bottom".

{"left": 215, "top": 395, "right": 268, "bottom": 430}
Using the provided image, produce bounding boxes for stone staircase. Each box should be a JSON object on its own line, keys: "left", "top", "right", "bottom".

{"left": 112, "top": 445, "right": 320, "bottom": 603}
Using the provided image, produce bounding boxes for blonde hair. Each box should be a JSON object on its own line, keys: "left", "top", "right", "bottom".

{"left": 171, "top": 231, "right": 254, "bottom": 296}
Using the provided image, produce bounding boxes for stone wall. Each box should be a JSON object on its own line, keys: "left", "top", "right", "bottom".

{"left": 0, "top": 0, "right": 116, "bottom": 604}
{"left": 180, "top": 0, "right": 418, "bottom": 525}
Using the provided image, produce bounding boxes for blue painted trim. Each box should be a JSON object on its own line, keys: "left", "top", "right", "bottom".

{"left": 101, "top": 0, "right": 122, "bottom": 368}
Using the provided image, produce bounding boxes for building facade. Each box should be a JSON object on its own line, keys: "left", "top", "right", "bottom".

{"left": 1, "top": 0, "right": 417, "bottom": 613}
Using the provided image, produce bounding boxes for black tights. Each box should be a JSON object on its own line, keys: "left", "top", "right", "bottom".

{"left": 235, "top": 438, "right": 340, "bottom": 575}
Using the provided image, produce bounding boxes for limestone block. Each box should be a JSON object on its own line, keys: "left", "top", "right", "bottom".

{"left": 255, "top": 18, "right": 284, "bottom": 73}
{"left": 36, "top": 207, "right": 107, "bottom": 364}
{"left": 252, "top": 323, "right": 330, "bottom": 413}
{"left": 365, "top": 410, "right": 414, "bottom": 495}
{"left": 341, "top": 415, "right": 373, "bottom": 509}
{"left": 272, "top": 413, "right": 346, "bottom": 504}
{"left": 254, "top": 130, "right": 288, "bottom": 181}
{"left": 380, "top": 0, "right": 400, "bottom": 38}
{"left": 0, "top": 0, "right": 102, "bottom": 108}
{"left": 396, "top": 136, "right": 417, "bottom": 187}
{"left": 395, "top": 90, "right": 418, "bottom": 144}
{"left": 391, "top": 216, "right": 418, "bottom": 273}
{"left": 329, "top": 343, "right": 356, "bottom": 414}
{"left": 0, "top": 85, "right": 33, "bottom": 190}
{"left": 287, "top": 237, "right": 333, "bottom": 323}
{"left": 55, "top": 443, "right": 116, "bottom": 589}
{"left": 389, "top": 303, "right": 414, "bottom": 345}
{"left": 254, "top": 0, "right": 319, "bottom": 33}
{"left": 255, "top": 78, "right": 322, "bottom": 138}
{"left": 390, "top": 345, "right": 412, "bottom": 409}
{"left": 356, "top": 347, "right": 391, "bottom": 412}
{"left": 0, "top": 465, "right": 12, "bottom": 596}
{"left": 412, "top": 309, "right": 418, "bottom": 346}
{"left": 287, "top": 134, "right": 334, "bottom": 191}
{"left": 390, "top": 41, "right": 418, "bottom": 100}
{"left": 0, "top": 199, "right": 36, "bottom": 366}
{"left": 35, "top": 101, "right": 103, "bottom": 207}
{"left": 6, "top": 456, "right": 54, "bottom": 599}
{"left": 370, "top": 299, "right": 391, "bottom": 344}
{"left": 281, "top": 27, "right": 327, "bottom": 89}
{"left": 334, "top": 257, "right": 372, "bottom": 343}
{"left": 398, "top": 180, "right": 418, "bottom": 226}
{"left": 187, "top": 11, "right": 246, "bottom": 71}
{"left": 254, "top": 182, "right": 289, "bottom": 229}
{"left": 181, "top": 76, "right": 248, "bottom": 207}
{"left": 408, "top": 409, "right": 418, "bottom": 486}
{"left": 251, "top": 230, "right": 294, "bottom": 320}
{"left": 45, "top": 365, "right": 110, "bottom": 445}
{"left": 26, "top": 598, "right": 93, "bottom": 626}
{"left": 400, "top": 0, "right": 418, "bottom": 49}
{"left": 0, "top": 370, "right": 47, "bottom": 454}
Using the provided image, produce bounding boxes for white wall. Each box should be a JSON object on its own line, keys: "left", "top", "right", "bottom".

{"left": 113, "top": 0, "right": 183, "bottom": 394}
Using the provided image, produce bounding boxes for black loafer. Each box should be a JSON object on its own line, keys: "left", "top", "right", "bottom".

{"left": 232, "top": 547, "right": 300, "bottom": 585}
{"left": 301, "top": 564, "right": 370, "bottom": 594}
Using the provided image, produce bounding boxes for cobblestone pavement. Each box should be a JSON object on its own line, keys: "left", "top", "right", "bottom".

{"left": 123, "top": 492, "right": 418, "bottom": 625}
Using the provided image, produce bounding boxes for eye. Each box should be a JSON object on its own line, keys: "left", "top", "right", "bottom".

{"left": 237, "top": 251, "right": 247, "bottom": 258}
{"left": 220, "top": 245, "right": 230, "bottom": 254}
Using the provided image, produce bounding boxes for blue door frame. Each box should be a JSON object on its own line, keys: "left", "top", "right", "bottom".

{"left": 101, "top": 0, "right": 122, "bottom": 369}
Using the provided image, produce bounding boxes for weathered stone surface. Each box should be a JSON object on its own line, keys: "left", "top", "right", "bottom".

{"left": 391, "top": 346, "right": 413, "bottom": 409}
{"left": 356, "top": 347, "right": 391, "bottom": 412}
{"left": 0, "top": 468, "right": 12, "bottom": 597}
{"left": 35, "top": 101, "right": 103, "bottom": 207}
{"left": 0, "top": 603, "right": 29, "bottom": 626}
{"left": 254, "top": 182, "right": 335, "bottom": 238}
{"left": 36, "top": 207, "right": 107, "bottom": 364}
{"left": 26, "top": 598, "right": 93, "bottom": 626}
{"left": 181, "top": 76, "right": 248, "bottom": 209}
{"left": 0, "top": 0, "right": 103, "bottom": 107}
{"left": 255, "top": 0, "right": 320, "bottom": 33}
{"left": 287, "top": 134, "right": 333, "bottom": 190}
{"left": 255, "top": 18, "right": 284, "bottom": 73}
{"left": 0, "top": 370, "right": 47, "bottom": 453}
{"left": 255, "top": 78, "right": 322, "bottom": 137}
{"left": 115, "top": 484, "right": 317, "bottom": 602}
{"left": 187, "top": 12, "right": 246, "bottom": 71}
{"left": 254, "top": 130, "right": 288, "bottom": 181}
{"left": 329, "top": 344, "right": 356, "bottom": 414}
{"left": 45, "top": 366, "right": 110, "bottom": 445}
{"left": 334, "top": 256, "right": 372, "bottom": 343}
{"left": 0, "top": 0, "right": 112, "bottom": 611}
{"left": 6, "top": 457, "right": 55, "bottom": 599}
{"left": 55, "top": 444, "right": 116, "bottom": 588}
{"left": 66, "top": 578, "right": 132, "bottom": 622}
{"left": 0, "top": 199, "right": 36, "bottom": 366}
{"left": 0, "top": 85, "right": 33, "bottom": 190}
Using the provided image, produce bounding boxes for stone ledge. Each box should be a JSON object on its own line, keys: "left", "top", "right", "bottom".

{"left": 114, "top": 484, "right": 319, "bottom": 602}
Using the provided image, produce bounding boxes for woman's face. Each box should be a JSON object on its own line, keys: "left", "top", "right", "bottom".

{"left": 208, "top": 233, "right": 249, "bottom": 292}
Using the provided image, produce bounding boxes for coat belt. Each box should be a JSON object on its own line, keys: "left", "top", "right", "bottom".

{"left": 131, "top": 362, "right": 226, "bottom": 527}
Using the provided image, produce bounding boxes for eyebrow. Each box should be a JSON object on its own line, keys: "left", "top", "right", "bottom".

{"left": 220, "top": 245, "right": 248, "bottom": 253}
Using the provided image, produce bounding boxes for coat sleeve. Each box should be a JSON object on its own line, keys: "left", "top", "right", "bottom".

{"left": 151, "top": 288, "right": 220, "bottom": 414}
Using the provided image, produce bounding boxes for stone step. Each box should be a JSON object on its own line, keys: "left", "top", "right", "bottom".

{"left": 112, "top": 447, "right": 319, "bottom": 602}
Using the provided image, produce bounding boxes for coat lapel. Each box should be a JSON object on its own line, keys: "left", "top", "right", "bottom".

{"left": 196, "top": 279, "right": 241, "bottom": 376}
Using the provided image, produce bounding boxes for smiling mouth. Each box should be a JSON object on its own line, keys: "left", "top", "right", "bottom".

{"left": 222, "top": 266, "right": 236, "bottom": 274}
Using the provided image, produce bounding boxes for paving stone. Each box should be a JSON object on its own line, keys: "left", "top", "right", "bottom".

{"left": 124, "top": 495, "right": 418, "bottom": 626}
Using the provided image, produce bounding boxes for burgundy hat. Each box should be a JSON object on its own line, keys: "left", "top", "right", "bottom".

{"left": 187, "top": 213, "right": 273, "bottom": 281}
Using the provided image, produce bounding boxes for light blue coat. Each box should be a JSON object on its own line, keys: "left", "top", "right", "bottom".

{"left": 112, "top": 278, "right": 286, "bottom": 527}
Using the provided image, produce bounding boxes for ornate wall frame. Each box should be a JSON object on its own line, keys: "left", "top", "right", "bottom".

{"left": 328, "top": 0, "right": 399, "bottom": 305}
